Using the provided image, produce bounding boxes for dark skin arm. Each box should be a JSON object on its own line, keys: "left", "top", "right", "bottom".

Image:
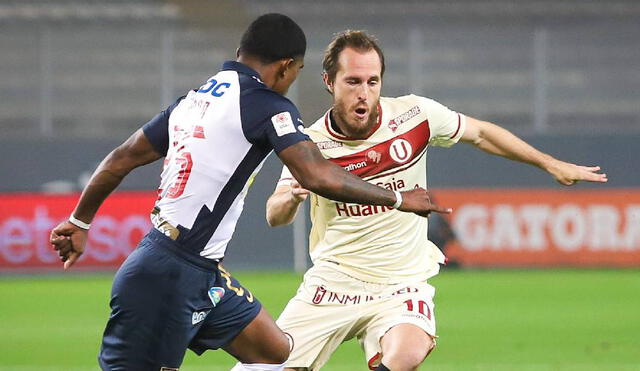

{"left": 49, "top": 129, "right": 162, "bottom": 269}
{"left": 277, "top": 140, "right": 451, "bottom": 217}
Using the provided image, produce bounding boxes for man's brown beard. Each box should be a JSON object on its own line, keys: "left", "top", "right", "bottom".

{"left": 332, "top": 102, "right": 379, "bottom": 139}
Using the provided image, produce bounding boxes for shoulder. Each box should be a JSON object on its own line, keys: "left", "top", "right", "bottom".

{"left": 303, "top": 110, "right": 332, "bottom": 140}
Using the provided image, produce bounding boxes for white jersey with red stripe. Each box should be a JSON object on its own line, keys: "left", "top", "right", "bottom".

{"left": 278, "top": 94, "right": 465, "bottom": 284}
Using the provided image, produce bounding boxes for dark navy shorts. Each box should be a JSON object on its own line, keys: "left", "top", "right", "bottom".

{"left": 98, "top": 228, "right": 262, "bottom": 371}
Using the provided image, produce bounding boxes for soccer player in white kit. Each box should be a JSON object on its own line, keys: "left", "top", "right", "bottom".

{"left": 266, "top": 31, "right": 607, "bottom": 371}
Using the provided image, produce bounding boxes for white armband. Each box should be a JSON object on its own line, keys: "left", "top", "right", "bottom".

{"left": 69, "top": 215, "right": 91, "bottom": 230}
{"left": 392, "top": 190, "right": 403, "bottom": 209}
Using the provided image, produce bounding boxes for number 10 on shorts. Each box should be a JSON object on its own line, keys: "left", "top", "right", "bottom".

{"left": 404, "top": 299, "right": 432, "bottom": 320}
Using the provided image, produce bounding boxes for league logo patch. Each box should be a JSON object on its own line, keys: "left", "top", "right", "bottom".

{"left": 208, "top": 287, "right": 225, "bottom": 307}
{"left": 272, "top": 111, "right": 296, "bottom": 136}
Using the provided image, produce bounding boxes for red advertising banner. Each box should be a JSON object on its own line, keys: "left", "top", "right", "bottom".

{"left": 0, "top": 192, "right": 156, "bottom": 272}
{"left": 435, "top": 189, "right": 640, "bottom": 267}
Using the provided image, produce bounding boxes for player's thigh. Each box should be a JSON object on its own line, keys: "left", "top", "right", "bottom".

{"left": 277, "top": 296, "right": 359, "bottom": 370}
{"left": 190, "top": 266, "right": 285, "bottom": 363}
{"left": 222, "top": 307, "right": 290, "bottom": 364}
{"left": 99, "top": 236, "right": 215, "bottom": 370}
{"left": 359, "top": 282, "right": 437, "bottom": 369}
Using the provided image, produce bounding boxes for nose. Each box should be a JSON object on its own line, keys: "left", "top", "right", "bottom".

{"left": 356, "top": 83, "right": 368, "bottom": 101}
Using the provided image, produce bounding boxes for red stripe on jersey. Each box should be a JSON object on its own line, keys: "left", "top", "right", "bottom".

{"left": 324, "top": 104, "right": 383, "bottom": 141}
{"left": 328, "top": 120, "right": 430, "bottom": 178}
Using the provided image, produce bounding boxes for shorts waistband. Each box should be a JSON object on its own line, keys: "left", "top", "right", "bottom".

{"left": 147, "top": 228, "right": 220, "bottom": 271}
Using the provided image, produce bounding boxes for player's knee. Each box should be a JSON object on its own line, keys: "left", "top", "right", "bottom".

{"left": 383, "top": 337, "right": 435, "bottom": 370}
{"left": 268, "top": 332, "right": 291, "bottom": 364}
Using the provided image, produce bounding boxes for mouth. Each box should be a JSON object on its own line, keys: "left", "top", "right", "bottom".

{"left": 354, "top": 107, "right": 368, "bottom": 120}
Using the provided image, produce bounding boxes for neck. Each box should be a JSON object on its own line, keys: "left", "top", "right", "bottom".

{"left": 236, "top": 56, "right": 278, "bottom": 89}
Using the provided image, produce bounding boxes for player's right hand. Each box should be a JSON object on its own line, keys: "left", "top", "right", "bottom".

{"left": 398, "top": 188, "right": 452, "bottom": 217}
{"left": 290, "top": 180, "right": 310, "bottom": 203}
{"left": 50, "top": 221, "right": 88, "bottom": 270}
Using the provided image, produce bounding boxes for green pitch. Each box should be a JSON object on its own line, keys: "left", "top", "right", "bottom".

{"left": 1, "top": 269, "right": 639, "bottom": 371}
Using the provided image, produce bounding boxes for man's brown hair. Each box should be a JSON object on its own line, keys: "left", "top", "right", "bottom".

{"left": 322, "top": 30, "right": 385, "bottom": 83}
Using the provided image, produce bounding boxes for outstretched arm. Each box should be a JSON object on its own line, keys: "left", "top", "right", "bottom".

{"left": 275, "top": 141, "right": 452, "bottom": 219}
{"left": 50, "top": 129, "right": 162, "bottom": 269}
{"left": 460, "top": 116, "right": 608, "bottom": 185}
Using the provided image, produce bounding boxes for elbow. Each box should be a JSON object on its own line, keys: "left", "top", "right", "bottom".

{"left": 296, "top": 175, "right": 330, "bottom": 196}
{"left": 265, "top": 212, "right": 280, "bottom": 227}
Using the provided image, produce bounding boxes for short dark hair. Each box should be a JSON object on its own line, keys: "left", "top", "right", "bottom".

{"left": 323, "top": 30, "right": 385, "bottom": 83}
{"left": 238, "top": 13, "right": 306, "bottom": 64}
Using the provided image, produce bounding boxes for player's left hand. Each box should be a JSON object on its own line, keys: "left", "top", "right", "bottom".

{"left": 547, "top": 160, "right": 608, "bottom": 186}
{"left": 50, "top": 221, "right": 88, "bottom": 270}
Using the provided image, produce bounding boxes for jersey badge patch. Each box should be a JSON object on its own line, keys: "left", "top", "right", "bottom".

{"left": 272, "top": 111, "right": 296, "bottom": 136}
{"left": 388, "top": 105, "right": 421, "bottom": 132}
{"left": 208, "top": 287, "right": 225, "bottom": 307}
{"left": 317, "top": 140, "right": 343, "bottom": 150}
{"left": 367, "top": 150, "right": 382, "bottom": 163}
{"left": 389, "top": 138, "right": 413, "bottom": 164}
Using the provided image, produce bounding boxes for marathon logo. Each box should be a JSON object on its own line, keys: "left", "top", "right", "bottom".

{"left": 343, "top": 160, "right": 367, "bottom": 172}
{"left": 388, "top": 105, "right": 421, "bottom": 132}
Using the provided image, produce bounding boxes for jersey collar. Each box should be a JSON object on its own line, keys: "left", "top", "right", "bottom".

{"left": 221, "top": 61, "right": 262, "bottom": 82}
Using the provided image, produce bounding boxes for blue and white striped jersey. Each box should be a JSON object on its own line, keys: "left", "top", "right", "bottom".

{"left": 142, "top": 61, "right": 309, "bottom": 260}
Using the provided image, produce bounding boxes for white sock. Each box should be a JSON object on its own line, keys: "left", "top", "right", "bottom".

{"left": 230, "top": 361, "right": 286, "bottom": 371}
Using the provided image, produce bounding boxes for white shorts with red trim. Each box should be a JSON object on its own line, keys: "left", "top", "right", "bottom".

{"left": 276, "top": 264, "right": 437, "bottom": 370}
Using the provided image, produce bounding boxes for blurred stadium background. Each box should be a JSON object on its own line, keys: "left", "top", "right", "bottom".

{"left": 1, "top": 0, "right": 639, "bottom": 370}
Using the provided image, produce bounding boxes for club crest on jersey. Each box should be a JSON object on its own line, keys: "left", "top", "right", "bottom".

{"left": 388, "top": 105, "right": 421, "bottom": 132}
{"left": 208, "top": 287, "right": 225, "bottom": 307}
{"left": 389, "top": 138, "right": 413, "bottom": 164}
{"left": 272, "top": 111, "right": 296, "bottom": 136}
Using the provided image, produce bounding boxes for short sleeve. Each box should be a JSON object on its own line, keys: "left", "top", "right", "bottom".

{"left": 416, "top": 96, "right": 465, "bottom": 148}
{"left": 276, "top": 165, "right": 295, "bottom": 188}
{"left": 240, "top": 88, "right": 310, "bottom": 153}
{"left": 142, "top": 95, "right": 187, "bottom": 156}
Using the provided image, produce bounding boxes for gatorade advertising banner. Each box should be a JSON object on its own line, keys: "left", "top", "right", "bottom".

{"left": 435, "top": 189, "right": 640, "bottom": 267}
{"left": 0, "top": 192, "right": 155, "bottom": 272}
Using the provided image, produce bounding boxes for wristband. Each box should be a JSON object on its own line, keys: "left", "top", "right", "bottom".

{"left": 392, "top": 190, "right": 403, "bottom": 209}
{"left": 69, "top": 215, "right": 91, "bottom": 230}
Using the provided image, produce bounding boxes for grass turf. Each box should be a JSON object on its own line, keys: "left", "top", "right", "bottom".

{"left": 1, "top": 269, "right": 639, "bottom": 370}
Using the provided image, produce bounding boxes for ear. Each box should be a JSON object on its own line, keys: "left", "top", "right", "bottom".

{"left": 279, "top": 58, "right": 294, "bottom": 77}
{"left": 322, "top": 72, "right": 333, "bottom": 94}
{"left": 235, "top": 48, "right": 240, "bottom": 58}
